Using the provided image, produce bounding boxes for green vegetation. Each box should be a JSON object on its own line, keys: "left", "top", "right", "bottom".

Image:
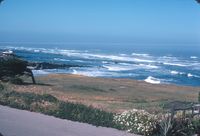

{"left": 154, "top": 115, "right": 200, "bottom": 136}
{"left": 198, "top": 92, "right": 200, "bottom": 103}
{"left": 0, "top": 84, "right": 114, "bottom": 127}
{"left": 70, "top": 85, "right": 106, "bottom": 92}
{"left": 1, "top": 83, "right": 200, "bottom": 135}
{"left": 0, "top": 55, "right": 35, "bottom": 84}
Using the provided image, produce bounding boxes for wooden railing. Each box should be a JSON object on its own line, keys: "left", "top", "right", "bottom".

{"left": 171, "top": 104, "right": 200, "bottom": 119}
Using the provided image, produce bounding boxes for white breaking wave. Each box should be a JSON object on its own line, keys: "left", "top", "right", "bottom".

{"left": 170, "top": 70, "right": 179, "bottom": 75}
{"left": 190, "top": 56, "right": 198, "bottom": 59}
{"left": 103, "top": 63, "right": 159, "bottom": 72}
{"left": 187, "top": 73, "right": 200, "bottom": 78}
{"left": 2, "top": 46, "right": 156, "bottom": 63}
{"left": 71, "top": 68, "right": 116, "bottom": 77}
{"left": 54, "top": 58, "right": 70, "bottom": 61}
{"left": 144, "top": 76, "right": 161, "bottom": 84}
{"left": 170, "top": 70, "right": 184, "bottom": 75}
{"left": 170, "top": 71, "right": 200, "bottom": 78}
{"left": 72, "top": 69, "right": 105, "bottom": 77}
{"left": 32, "top": 70, "right": 50, "bottom": 75}
{"left": 2, "top": 45, "right": 200, "bottom": 86}
{"left": 103, "top": 65, "right": 135, "bottom": 71}
{"left": 138, "top": 64, "right": 159, "bottom": 69}
{"left": 32, "top": 69, "right": 69, "bottom": 75}
{"left": 187, "top": 73, "right": 193, "bottom": 77}
{"left": 131, "top": 53, "right": 149, "bottom": 57}
{"left": 163, "top": 62, "right": 188, "bottom": 67}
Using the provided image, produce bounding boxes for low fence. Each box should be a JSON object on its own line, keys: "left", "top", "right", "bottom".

{"left": 171, "top": 104, "right": 200, "bottom": 119}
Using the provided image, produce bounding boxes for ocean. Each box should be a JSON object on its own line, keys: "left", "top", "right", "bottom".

{"left": 0, "top": 43, "right": 200, "bottom": 87}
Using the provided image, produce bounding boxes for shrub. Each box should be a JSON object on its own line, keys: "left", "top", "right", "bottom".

{"left": 58, "top": 102, "right": 114, "bottom": 127}
{"left": 190, "top": 117, "right": 200, "bottom": 135}
{"left": 0, "top": 57, "right": 27, "bottom": 78}
{"left": 0, "top": 55, "right": 36, "bottom": 84}
{"left": 9, "top": 77, "right": 23, "bottom": 85}
{"left": 0, "top": 83, "right": 4, "bottom": 91}
{"left": 0, "top": 90, "right": 115, "bottom": 128}
{"left": 113, "top": 109, "right": 157, "bottom": 135}
{"left": 155, "top": 114, "right": 198, "bottom": 136}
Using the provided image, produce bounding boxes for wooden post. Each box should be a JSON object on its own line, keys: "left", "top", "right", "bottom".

{"left": 183, "top": 110, "right": 185, "bottom": 118}
{"left": 26, "top": 68, "right": 36, "bottom": 84}
{"left": 171, "top": 108, "right": 175, "bottom": 120}
{"left": 192, "top": 107, "right": 194, "bottom": 118}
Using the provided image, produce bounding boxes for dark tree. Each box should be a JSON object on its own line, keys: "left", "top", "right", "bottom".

{"left": 196, "top": 0, "right": 200, "bottom": 4}
{"left": 0, "top": 53, "right": 36, "bottom": 84}
{"left": 0, "top": 0, "right": 3, "bottom": 4}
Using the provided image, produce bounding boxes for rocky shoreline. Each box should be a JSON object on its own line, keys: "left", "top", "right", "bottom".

{"left": 28, "top": 62, "right": 83, "bottom": 70}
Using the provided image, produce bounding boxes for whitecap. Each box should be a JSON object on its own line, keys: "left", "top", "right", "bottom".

{"left": 131, "top": 53, "right": 149, "bottom": 57}
{"left": 71, "top": 68, "right": 111, "bottom": 77}
{"left": 133, "top": 58, "right": 155, "bottom": 63}
{"left": 187, "top": 73, "right": 193, "bottom": 77}
{"left": 54, "top": 58, "right": 69, "bottom": 61}
{"left": 34, "top": 49, "right": 40, "bottom": 53}
{"left": 171, "top": 70, "right": 179, "bottom": 75}
{"left": 103, "top": 63, "right": 158, "bottom": 72}
{"left": 102, "top": 61, "right": 109, "bottom": 64}
{"left": 144, "top": 76, "right": 161, "bottom": 84}
{"left": 138, "top": 64, "right": 159, "bottom": 69}
{"left": 103, "top": 65, "right": 135, "bottom": 71}
{"left": 32, "top": 70, "right": 50, "bottom": 75}
{"left": 190, "top": 56, "right": 198, "bottom": 59}
{"left": 74, "top": 60, "right": 85, "bottom": 63}
{"left": 187, "top": 73, "right": 200, "bottom": 78}
{"left": 163, "top": 62, "right": 187, "bottom": 67}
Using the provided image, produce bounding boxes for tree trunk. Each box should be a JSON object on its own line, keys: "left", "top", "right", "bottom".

{"left": 26, "top": 68, "right": 36, "bottom": 84}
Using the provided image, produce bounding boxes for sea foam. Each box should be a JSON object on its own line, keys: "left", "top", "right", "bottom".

{"left": 144, "top": 76, "right": 161, "bottom": 84}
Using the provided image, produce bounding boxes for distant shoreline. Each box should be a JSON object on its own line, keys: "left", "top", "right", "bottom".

{"left": 1, "top": 45, "right": 200, "bottom": 87}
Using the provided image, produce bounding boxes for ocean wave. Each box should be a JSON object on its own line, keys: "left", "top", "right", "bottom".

{"left": 170, "top": 70, "right": 184, "bottom": 75}
{"left": 70, "top": 67, "right": 139, "bottom": 78}
{"left": 103, "top": 65, "right": 135, "bottom": 71}
{"left": 2, "top": 45, "right": 200, "bottom": 86}
{"left": 32, "top": 70, "right": 50, "bottom": 75}
{"left": 170, "top": 70, "right": 200, "bottom": 79}
{"left": 72, "top": 69, "right": 104, "bottom": 77}
{"left": 71, "top": 68, "right": 116, "bottom": 77}
{"left": 131, "top": 53, "right": 149, "bottom": 57}
{"left": 144, "top": 76, "right": 161, "bottom": 84}
{"left": 163, "top": 62, "right": 188, "bottom": 67}
{"left": 187, "top": 73, "right": 200, "bottom": 78}
{"left": 187, "top": 73, "right": 193, "bottom": 77}
{"left": 103, "top": 62, "right": 159, "bottom": 72}
{"left": 190, "top": 56, "right": 198, "bottom": 59}
{"left": 32, "top": 69, "right": 69, "bottom": 75}
{"left": 138, "top": 64, "right": 159, "bottom": 69}
{"left": 2, "top": 46, "right": 157, "bottom": 63}
{"left": 54, "top": 58, "right": 70, "bottom": 61}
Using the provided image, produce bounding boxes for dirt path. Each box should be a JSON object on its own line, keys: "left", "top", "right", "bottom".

{"left": 0, "top": 105, "right": 139, "bottom": 136}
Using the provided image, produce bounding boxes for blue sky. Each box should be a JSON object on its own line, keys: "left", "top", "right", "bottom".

{"left": 0, "top": 0, "right": 200, "bottom": 44}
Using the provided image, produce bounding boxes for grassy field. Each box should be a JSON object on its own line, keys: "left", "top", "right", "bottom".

{"left": 5, "top": 74, "right": 200, "bottom": 113}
